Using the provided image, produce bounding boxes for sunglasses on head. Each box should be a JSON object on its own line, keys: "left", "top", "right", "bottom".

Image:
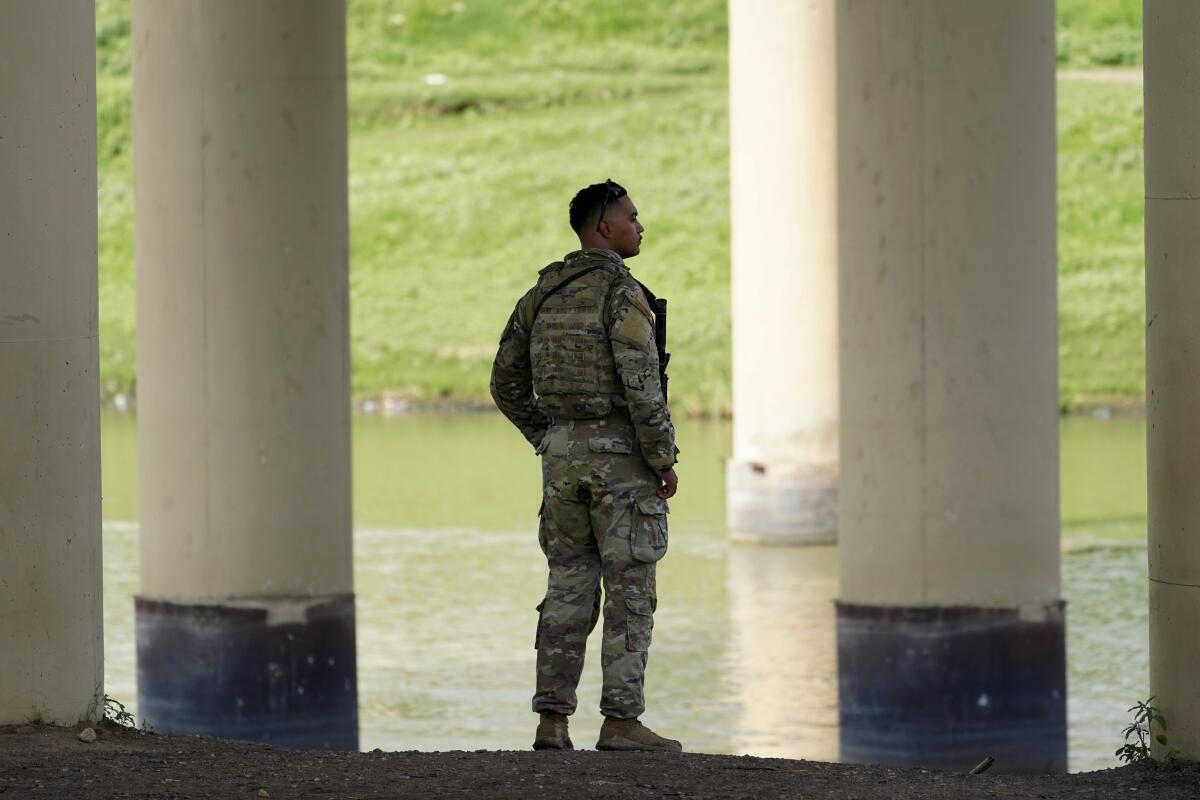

{"left": 596, "top": 178, "right": 627, "bottom": 233}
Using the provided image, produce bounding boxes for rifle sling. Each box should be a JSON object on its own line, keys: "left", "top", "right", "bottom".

{"left": 634, "top": 279, "right": 658, "bottom": 309}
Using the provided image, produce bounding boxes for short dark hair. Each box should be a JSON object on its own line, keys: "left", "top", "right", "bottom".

{"left": 568, "top": 179, "right": 627, "bottom": 233}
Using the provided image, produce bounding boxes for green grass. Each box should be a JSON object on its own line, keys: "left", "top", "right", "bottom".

{"left": 95, "top": 0, "right": 1146, "bottom": 415}
{"left": 1058, "top": 78, "right": 1146, "bottom": 405}
{"left": 1058, "top": 0, "right": 1142, "bottom": 67}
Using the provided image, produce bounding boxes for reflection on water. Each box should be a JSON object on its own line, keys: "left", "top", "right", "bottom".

{"left": 100, "top": 412, "right": 1147, "bottom": 772}
{"left": 726, "top": 544, "right": 839, "bottom": 761}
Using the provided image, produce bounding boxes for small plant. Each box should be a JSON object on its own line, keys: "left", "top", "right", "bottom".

{"left": 1116, "top": 696, "right": 1182, "bottom": 765}
{"left": 103, "top": 695, "right": 135, "bottom": 728}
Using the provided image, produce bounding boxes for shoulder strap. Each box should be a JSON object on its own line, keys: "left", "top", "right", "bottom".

{"left": 531, "top": 265, "right": 606, "bottom": 322}
{"left": 634, "top": 279, "right": 670, "bottom": 402}
{"left": 634, "top": 279, "right": 659, "bottom": 309}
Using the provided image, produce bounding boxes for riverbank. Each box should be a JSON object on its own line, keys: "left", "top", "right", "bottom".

{"left": 95, "top": 392, "right": 1149, "bottom": 419}
{"left": 93, "top": 1, "right": 1151, "bottom": 416}
{"left": 1, "top": 722, "right": 1194, "bottom": 800}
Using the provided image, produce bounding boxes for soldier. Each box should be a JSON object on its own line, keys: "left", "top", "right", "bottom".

{"left": 490, "top": 179, "right": 681, "bottom": 752}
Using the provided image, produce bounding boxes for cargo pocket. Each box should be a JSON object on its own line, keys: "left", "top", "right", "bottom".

{"left": 534, "top": 599, "right": 546, "bottom": 650}
{"left": 624, "top": 596, "right": 654, "bottom": 652}
{"left": 629, "top": 496, "right": 669, "bottom": 563}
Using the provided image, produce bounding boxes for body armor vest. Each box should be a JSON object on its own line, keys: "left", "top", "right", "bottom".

{"left": 529, "top": 258, "right": 625, "bottom": 419}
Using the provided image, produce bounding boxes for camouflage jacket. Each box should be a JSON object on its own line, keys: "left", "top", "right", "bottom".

{"left": 490, "top": 249, "right": 677, "bottom": 472}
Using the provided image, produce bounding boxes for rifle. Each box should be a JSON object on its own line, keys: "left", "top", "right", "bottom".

{"left": 636, "top": 280, "right": 670, "bottom": 404}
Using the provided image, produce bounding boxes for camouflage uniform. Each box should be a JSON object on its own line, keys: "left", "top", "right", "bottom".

{"left": 491, "top": 248, "right": 676, "bottom": 720}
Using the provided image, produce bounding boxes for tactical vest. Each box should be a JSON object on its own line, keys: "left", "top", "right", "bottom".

{"left": 529, "top": 258, "right": 625, "bottom": 419}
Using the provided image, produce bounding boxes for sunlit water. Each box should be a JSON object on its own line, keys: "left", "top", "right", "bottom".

{"left": 99, "top": 412, "right": 1148, "bottom": 772}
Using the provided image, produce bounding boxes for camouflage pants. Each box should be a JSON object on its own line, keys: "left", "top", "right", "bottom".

{"left": 531, "top": 413, "right": 669, "bottom": 720}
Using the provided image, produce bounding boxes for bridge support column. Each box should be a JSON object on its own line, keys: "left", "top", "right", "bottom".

{"left": 0, "top": 1, "right": 103, "bottom": 727}
{"left": 835, "top": 2, "right": 1064, "bottom": 772}
{"left": 1145, "top": 0, "right": 1200, "bottom": 762}
{"left": 133, "top": 0, "right": 356, "bottom": 748}
{"left": 727, "top": 0, "right": 839, "bottom": 544}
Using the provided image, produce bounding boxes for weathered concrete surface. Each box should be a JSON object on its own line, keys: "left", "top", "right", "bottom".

{"left": 133, "top": 0, "right": 352, "bottom": 601}
{"left": 1145, "top": 0, "right": 1200, "bottom": 762}
{"left": 132, "top": 0, "right": 355, "bottom": 745}
{"left": 0, "top": 0, "right": 103, "bottom": 726}
{"left": 727, "top": 0, "right": 839, "bottom": 544}
{"left": 834, "top": 1, "right": 1063, "bottom": 771}
{"left": 836, "top": 0, "right": 1059, "bottom": 612}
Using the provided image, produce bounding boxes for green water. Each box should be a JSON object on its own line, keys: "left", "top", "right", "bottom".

{"left": 99, "top": 412, "right": 1148, "bottom": 772}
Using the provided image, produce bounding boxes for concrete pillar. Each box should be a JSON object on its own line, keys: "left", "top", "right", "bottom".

{"left": 132, "top": 0, "right": 355, "bottom": 748}
{"left": 836, "top": 2, "right": 1064, "bottom": 772}
{"left": 0, "top": 1, "right": 103, "bottom": 726}
{"left": 727, "top": 0, "right": 839, "bottom": 544}
{"left": 1145, "top": 0, "right": 1200, "bottom": 762}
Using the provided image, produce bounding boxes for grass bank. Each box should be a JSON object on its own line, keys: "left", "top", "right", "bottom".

{"left": 96, "top": 0, "right": 1146, "bottom": 414}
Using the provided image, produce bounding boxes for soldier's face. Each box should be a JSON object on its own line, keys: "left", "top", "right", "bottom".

{"left": 601, "top": 195, "right": 645, "bottom": 259}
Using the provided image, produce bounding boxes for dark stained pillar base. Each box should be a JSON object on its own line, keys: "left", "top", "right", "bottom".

{"left": 837, "top": 601, "right": 1066, "bottom": 773}
{"left": 136, "top": 594, "right": 358, "bottom": 750}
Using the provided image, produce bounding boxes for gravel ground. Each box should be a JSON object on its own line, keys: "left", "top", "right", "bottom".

{"left": 2, "top": 722, "right": 1196, "bottom": 799}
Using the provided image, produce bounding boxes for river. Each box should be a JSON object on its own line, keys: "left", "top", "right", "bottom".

{"left": 98, "top": 412, "right": 1147, "bottom": 772}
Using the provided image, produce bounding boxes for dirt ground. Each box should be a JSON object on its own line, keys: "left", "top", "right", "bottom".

{"left": 2, "top": 721, "right": 1197, "bottom": 799}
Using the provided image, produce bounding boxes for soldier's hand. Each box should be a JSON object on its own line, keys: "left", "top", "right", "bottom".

{"left": 657, "top": 468, "right": 678, "bottom": 500}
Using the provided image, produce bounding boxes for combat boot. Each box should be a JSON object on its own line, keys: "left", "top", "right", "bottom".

{"left": 533, "top": 712, "right": 573, "bottom": 750}
{"left": 596, "top": 717, "right": 683, "bottom": 752}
